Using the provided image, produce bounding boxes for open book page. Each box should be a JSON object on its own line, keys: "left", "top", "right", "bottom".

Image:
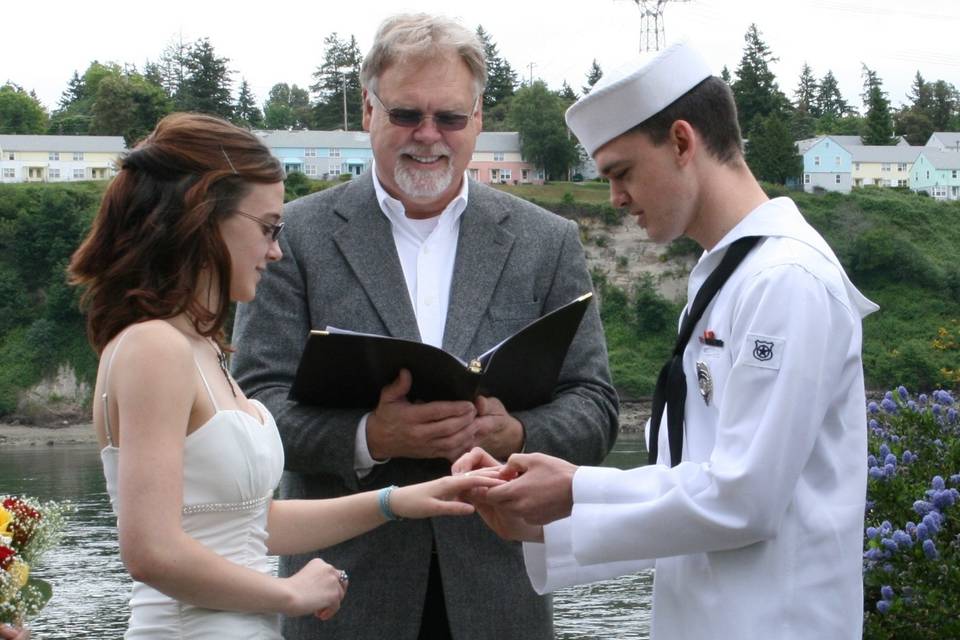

{"left": 322, "top": 326, "right": 468, "bottom": 366}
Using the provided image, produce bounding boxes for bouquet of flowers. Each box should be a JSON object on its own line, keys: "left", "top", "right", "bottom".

{"left": 0, "top": 495, "right": 72, "bottom": 626}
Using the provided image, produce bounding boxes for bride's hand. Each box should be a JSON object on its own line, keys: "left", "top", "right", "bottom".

{"left": 281, "top": 558, "right": 347, "bottom": 618}
{"left": 389, "top": 473, "right": 506, "bottom": 519}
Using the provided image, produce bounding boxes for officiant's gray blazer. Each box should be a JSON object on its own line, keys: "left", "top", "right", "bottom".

{"left": 232, "top": 171, "right": 618, "bottom": 640}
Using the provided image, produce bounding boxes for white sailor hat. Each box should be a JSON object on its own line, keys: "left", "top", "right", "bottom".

{"left": 565, "top": 42, "right": 713, "bottom": 157}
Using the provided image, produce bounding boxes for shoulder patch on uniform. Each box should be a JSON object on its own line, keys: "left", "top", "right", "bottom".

{"left": 740, "top": 333, "right": 785, "bottom": 370}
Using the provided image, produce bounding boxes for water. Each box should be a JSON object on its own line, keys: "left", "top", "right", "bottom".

{"left": 0, "top": 436, "right": 651, "bottom": 639}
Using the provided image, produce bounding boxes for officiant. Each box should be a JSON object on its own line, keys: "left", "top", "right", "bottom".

{"left": 231, "top": 12, "right": 617, "bottom": 640}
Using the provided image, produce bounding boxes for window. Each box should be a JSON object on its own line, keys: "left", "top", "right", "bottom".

{"left": 328, "top": 148, "right": 340, "bottom": 158}
{"left": 932, "top": 186, "right": 947, "bottom": 199}
{"left": 953, "top": 170, "right": 958, "bottom": 179}
{"left": 804, "top": 173, "right": 810, "bottom": 185}
{"left": 304, "top": 148, "right": 317, "bottom": 157}
{"left": 881, "top": 163, "right": 891, "bottom": 172}
{"left": 328, "top": 164, "right": 340, "bottom": 175}
{"left": 73, "top": 151, "right": 84, "bottom": 161}
{"left": 49, "top": 152, "right": 60, "bottom": 161}
{"left": 73, "top": 168, "right": 85, "bottom": 179}
{"left": 835, "top": 174, "right": 841, "bottom": 184}
{"left": 814, "top": 156, "right": 820, "bottom": 167}
{"left": 468, "top": 168, "right": 479, "bottom": 180}
{"left": 2, "top": 168, "right": 14, "bottom": 178}
{"left": 927, "top": 170, "right": 931, "bottom": 179}
{"left": 5, "top": 152, "right": 13, "bottom": 161}
{"left": 490, "top": 168, "right": 499, "bottom": 182}
{"left": 522, "top": 169, "right": 529, "bottom": 182}
{"left": 499, "top": 168, "right": 512, "bottom": 183}
{"left": 537, "top": 169, "right": 544, "bottom": 181}
{"left": 493, "top": 152, "right": 504, "bottom": 161}
{"left": 897, "top": 163, "right": 907, "bottom": 172}
{"left": 49, "top": 168, "right": 60, "bottom": 179}
{"left": 835, "top": 156, "right": 841, "bottom": 167}
{"left": 305, "top": 164, "right": 317, "bottom": 176}
{"left": 854, "top": 162, "right": 860, "bottom": 171}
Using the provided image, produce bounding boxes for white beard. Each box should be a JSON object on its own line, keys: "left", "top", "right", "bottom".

{"left": 394, "top": 144, "right": 455, "bottom": 200}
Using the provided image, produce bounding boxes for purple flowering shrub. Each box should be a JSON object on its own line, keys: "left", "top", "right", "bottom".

{"left": 863, "top": 387, "right": 960, "bottom": 639}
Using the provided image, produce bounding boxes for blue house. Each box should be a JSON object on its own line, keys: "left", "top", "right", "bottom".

{"left": 911, "top": 150, "right": 960, "bottom": 201}
{"left": 256, "top": 130, "right": 373, "bottom": 179}
{"left": 800, "top": 136, "right": 853, "bottom": 193}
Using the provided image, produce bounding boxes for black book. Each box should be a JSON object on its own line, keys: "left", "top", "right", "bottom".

{"left": 289, "top": 292, "right": 593, "bottom": 411}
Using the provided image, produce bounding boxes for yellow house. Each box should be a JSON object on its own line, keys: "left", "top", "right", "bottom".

{"left": 0, "top": 134, "right": 126, "bottom": 183}
{"left": 850, "top": 145, "right": 920, "bottom": 189}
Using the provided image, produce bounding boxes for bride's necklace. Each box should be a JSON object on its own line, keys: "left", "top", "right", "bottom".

{"left": 210, "top": 340, "right": 238, "bottom": 397}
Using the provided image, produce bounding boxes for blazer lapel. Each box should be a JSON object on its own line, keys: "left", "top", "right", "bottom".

{"left": 332, "top": 174, "right": 421, "bottom": 341}
{"left": 443, "top": 186, "right": 515, "bottom": 358}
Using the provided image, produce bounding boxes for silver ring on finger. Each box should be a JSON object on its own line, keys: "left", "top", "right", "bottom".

{"left": 338, "top": 570, "right": 349, "bottom": 584}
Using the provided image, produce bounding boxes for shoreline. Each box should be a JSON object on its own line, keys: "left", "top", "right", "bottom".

{"left": 0, "top": 401, "right": 651, "bottom": 448}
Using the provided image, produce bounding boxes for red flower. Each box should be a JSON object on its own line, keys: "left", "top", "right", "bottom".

{"left": 2, "top": 498, "right": 40, "bottom": 548}
{"left": 0, "top": 544, "right": 14, "bottom": 570}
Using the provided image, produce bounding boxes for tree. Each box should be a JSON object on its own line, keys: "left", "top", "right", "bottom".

{"left": 895, "top": 72, "right": 935, "bottom": 144}
{"left": 263, "top": 83, "right": 312, "bottom": 130}
{"left": 582, "top": 59, "right": 603, "bottom": 95}
{"left": 929, "top": 80, "right": 958, "bottom": 131}
{"left": 720, "top": 66, "right": 732, "bottom": 84}
{"left": 310, "top": 33, "right": 363, "bottom": 130}
{"left": 815, "top": 70, "right": 850, "bottom": 121}
{"left": 860, "top": 64, "right": 895, "bottom": 145}
{"left": 177, "top": 38, "right": 234, "bottom": 119}
{"left": 793, "top": 63, "right": 818, "bottom": 116}
{"left": 57, "top": 71, "right": 86, "bottom": 111}
{"left": 91, "top": 72, "right": 171, "bottom": 145}
{"left": 234, "top": 79, "right": 263, "bottom": 129}
{"left": 154, "top": 36, "right": 191, "bottom": 98}
{"left": 731, "top": 24, "right": 789, "bottom": 137}
{"left": 476, "top": 25, "right": 517, "bottom": 131}
{"left": 508, "top": 81, "right": 580, "bottom": 181}
{"left": 558, "top": 81, "right": 578, "bottom": 104}
{"left": 0, "top": 84, "right": 48, "bottom": 133}
{"left": 745, "top": 113, "right": 802, "bottom": 184}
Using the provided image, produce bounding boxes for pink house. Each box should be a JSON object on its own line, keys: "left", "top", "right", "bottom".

{"left": 468, "top": 132, "right": 545, "bottom": 185}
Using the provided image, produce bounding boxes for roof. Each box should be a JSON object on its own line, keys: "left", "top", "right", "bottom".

{"left": 255, "top": 130, "right": 371, "bottom": 149}
{"left": 0, "top": 134, "right": 126, "bottom": 153}
{"left": 917, "top": 149, "right": 960, "bottom": 170}
{"left": 798, "top": 134, "right": 912, "bottom": 155}
{"left": 927, "top": 132, "right": 960, "bottom": 151}
{"left": 475, "top": 132, "right": 521, "bottom": 152}
{"left": 849, "top": 146, "right": 921, "bottom": 163}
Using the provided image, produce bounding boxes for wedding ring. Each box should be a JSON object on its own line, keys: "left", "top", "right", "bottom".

{"left": 338, "top": 570, "right": 349, "bottom": 584}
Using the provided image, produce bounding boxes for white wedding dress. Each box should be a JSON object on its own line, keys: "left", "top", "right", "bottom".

{"left": 100, "top": 337, "right": 285, "bottom": 639}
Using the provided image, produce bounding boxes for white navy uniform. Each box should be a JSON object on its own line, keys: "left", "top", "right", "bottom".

{"left": 522, "top": 197, "right": 878, "bottom": 639}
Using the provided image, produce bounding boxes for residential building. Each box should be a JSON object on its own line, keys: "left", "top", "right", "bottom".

{"left": 925, "top": 132, "right": 960, "bottom": 153}
{"left": 0, "top": 134, "right": 125, "bottom": 184}
{"left": 256, "top": 129, "right": 544, "bottom": 185}
{"left": 800, "top": 136, "right": 853, "bottom": 192}
{"left": 911, "top": 150, "right": 960, "bottom": 201}
{"left": 468, "top": 132, "right": 544, "bottom": 185}
{"left": 255, "top": 130, "right": 373, "bottom": 179}
{"left": 849, "top": 145, "right": 920, "bottom": 189}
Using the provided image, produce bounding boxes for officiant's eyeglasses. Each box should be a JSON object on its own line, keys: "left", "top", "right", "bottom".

{"left": 369, "top": 90, "right": 479, "bottom": 132}
{"left": 234, "top": 210, "right": 285, "bottom": 241}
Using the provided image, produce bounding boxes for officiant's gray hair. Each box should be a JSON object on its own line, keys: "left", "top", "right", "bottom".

{"left": 360, "top": 13, "right": 487, "bottom": 99}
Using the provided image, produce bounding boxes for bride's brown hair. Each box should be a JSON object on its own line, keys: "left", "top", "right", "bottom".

{"left": 69, "top": 112, "right": 284, "bottom": 353}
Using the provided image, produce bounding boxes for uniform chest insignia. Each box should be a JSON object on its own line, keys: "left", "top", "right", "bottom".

{"left": 753, "top": 339, "right": 775, "bottom": 361}
{"left": 696, "top": 360, "right": 713, "bottom": 406}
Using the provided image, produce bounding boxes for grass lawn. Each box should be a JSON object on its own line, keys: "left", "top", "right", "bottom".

{"left": 491, "top": 180, "right": 611, "bottom": 204}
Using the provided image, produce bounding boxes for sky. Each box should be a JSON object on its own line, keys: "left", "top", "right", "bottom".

{"left": 5, "top": 0, "right": 959, "bottom": 116}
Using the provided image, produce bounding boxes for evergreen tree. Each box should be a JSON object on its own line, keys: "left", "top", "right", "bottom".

{"left": 234, "top": 79, "right": 263, "bottom": 129}
{"left": 57, "top": 71, "right": 86, "bottom": 111}
{"left": 508, "top": 81, "right": 580, "bottom": 180}
{"left": 815, "top": 70, "right": 850, "bottom": 120}
{"left": 860, "top": 64, "right": 895, "bottom": 145}
{"left": 558, "top": 81, "right": 578, "bottom": 104}
{"left": 720, "top": 66, "right": 732, "bottom": 85}
{"left": 895, "top": 72, "right": 935, "bottom": 145}
{"left": 906, "top": 72, "right": 933, "bottom": 114}
{"left": 476, "top": 26, "right": 517, "bottom": 131}
{"left": 155, "top": 36, "right": 190, "bottom": 98}
{"left": 0, "top": 83, "right": 48, "bottom": 134}
{"left": 794, "top": 62, "right": 818, "bottom": 116}
{"left": 929, "top": 80, "right": 958, "bottom": 131}
{"left": 745, "top": 113, "right": 802, "bottom": 185}
{"left": 177, "top": 38, "right": 234, "bottom": 119}
{"left": 310, "top": 33, "right": 363, "bottom": 130}
{"left": 731, "top": 24, "right": 789, "bottom": 137}
{"left": 582, "top": 59, "right": 603, "bottom": 95}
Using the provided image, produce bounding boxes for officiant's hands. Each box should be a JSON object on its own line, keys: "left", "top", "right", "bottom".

{"left": 0, "top": 624, "right": 29, "bottom": 640}
{"left": 453, "top": 447, "right": 578, "bottom": 541}
{"left": 471, "top": 395, "right": 525, "bottom": 460}
{"left": 367, "top": 370, "right": 479, "bottom": 462}
{"left": 283, "top": 558, "right": 348, "bottom": 620}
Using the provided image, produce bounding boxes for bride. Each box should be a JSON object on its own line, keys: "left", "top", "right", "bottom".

{"left": 68, "top": 112, "right": 499, "bottom": 639}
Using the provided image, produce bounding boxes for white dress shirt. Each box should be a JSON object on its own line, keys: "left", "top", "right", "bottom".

{"left": 353, "top": 165, "right": 469, "bottom": 473}
{"left": 523, "top": 198, "right": 878, "bottom": 639}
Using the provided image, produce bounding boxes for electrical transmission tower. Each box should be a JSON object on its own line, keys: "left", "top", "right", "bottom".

{"left": 630, "top": 0, "right": 691, "bottom": 52}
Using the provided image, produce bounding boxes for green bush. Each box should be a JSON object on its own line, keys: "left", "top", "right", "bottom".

{"left": 862, "top": 387, "right": 960, "bottom": 639}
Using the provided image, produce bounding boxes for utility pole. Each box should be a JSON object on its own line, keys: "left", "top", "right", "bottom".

{"left": 527, "top": 62, "right": 536, "bottom": 85}
{"left": 337, "top": 68, "right": 349, "bottom": 131}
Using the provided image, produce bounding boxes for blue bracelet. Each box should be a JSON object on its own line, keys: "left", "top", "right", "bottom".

{"left": 378, "top": 485, "right": 402, "bottom": 521}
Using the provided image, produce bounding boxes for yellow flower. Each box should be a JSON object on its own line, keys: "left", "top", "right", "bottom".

{"left": 0, "top": 506, "right": 12, "bottom": 539}
{"left": 7, "top": 559, "right": 29, "bottom": 588}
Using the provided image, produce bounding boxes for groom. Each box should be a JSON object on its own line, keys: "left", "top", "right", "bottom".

{"left": 232, "top": 12, "right": 618, "bottom": 640}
